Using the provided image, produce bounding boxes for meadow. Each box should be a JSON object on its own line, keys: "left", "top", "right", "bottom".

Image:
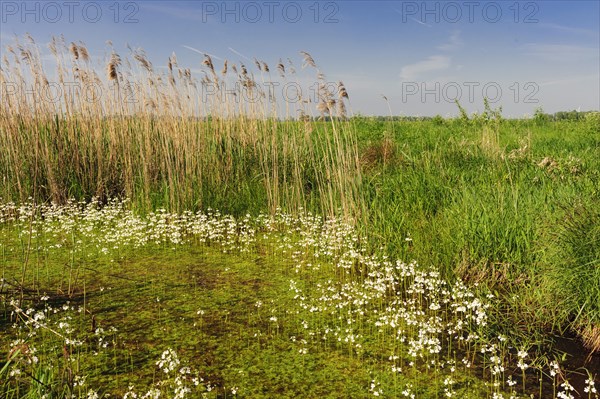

{"left": 1, "top": 35, "right": 599, "bottom": 398}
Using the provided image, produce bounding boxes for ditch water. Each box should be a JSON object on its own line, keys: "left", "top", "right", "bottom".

{"left": 546, "top": 333, "right": 599, "bottom": 398}
{"left": 514, "top": 332, "right": 600, "bottom": 398}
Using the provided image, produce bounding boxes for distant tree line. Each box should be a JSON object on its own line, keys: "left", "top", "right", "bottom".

{"left": 346, "top": 110, "right": 597, "bottom": 122}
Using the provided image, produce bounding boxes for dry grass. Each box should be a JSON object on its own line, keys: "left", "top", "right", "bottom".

{"left": 581, "top": 324, "right": 600, "bottom": 355}
{"left": 360, "top": 137, "right": 396, "bottom": 170}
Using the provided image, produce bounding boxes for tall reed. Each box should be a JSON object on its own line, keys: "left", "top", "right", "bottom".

{"left": 0, "top": 35, "right": 364, "bottom": 222}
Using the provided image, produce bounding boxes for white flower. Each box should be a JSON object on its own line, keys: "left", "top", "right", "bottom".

{"left": 549, "top": 360, "right": 560, "bottom": 377}
{"left": 557, "top": 381, "right": 576, "bottom": 399}
{"left": 517, "top": 359, "right": 529, "bottom": 371}
{"left": 156, "top": 348, "right": 180, "bottom": 374}
{"left": 584, "top": 378, "right": 597, "bottom": 394}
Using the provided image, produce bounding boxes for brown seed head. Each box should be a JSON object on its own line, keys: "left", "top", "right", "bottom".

{"left": 300, "top": 51, "right": 316, "bottom": 68}
{"left": 338, "top": 81, "right": 349, "bottom": 99}
{"left": 222, "top": 60, "right": 228, "bottom": 75}
{"left": 78, "top": 44, "right": 89, "bottom": 62}
{"left": 277, "top": 59, "right": 285, "bottom": 76}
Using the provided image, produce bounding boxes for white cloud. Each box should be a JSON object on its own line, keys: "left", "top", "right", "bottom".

{"left": 182, "top": 45, "right": 222, "bottom": 60}
{"left": 522, "top": 43, "right": 599, "bottom": 62}
{"left": 227, "top": 47, "right": 252, "bottom": 62}
{"left": 539, "top": 74, "right": 599, "bottom": 87}
{"left": 437, "top": 30, "right": 463, "bottom": 52}
{"left": 392, "top": 8, "right": 432, "bottom": 27}
{"left": 408, "top": 16, "right": 432, "bottom": 28}
{"left": 538, "top": 23, "right": 598, "bottom": 37}
{"left": 400, "top": 55, "right": 451, "bottom": 81}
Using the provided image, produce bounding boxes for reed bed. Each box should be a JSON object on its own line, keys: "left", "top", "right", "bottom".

{"left": 0, "top": 34, "right": 363, "bottom": 221}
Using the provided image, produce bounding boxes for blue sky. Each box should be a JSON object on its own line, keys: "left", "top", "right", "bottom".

{"left": 1, "top": 0, "right": 598, "bottom": 116}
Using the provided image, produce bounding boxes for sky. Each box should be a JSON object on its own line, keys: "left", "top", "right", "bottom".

{"left": 1, "top": 0, "right": 599, "bottom": 117}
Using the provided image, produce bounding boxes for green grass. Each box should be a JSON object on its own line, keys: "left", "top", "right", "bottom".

{"left": 355, "top": 117, "right": 599, "bottom": 345}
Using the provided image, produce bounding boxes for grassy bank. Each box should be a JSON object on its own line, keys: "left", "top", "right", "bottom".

{"left": 354, "top": 115, "right": 600, "bottom": 350}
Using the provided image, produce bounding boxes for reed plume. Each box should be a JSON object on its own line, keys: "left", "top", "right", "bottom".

{"left": 300, "top": 51, "right": 316, "bottom": 68}
{"left": 107, "top": 53, "right": 121, "bottom": 81}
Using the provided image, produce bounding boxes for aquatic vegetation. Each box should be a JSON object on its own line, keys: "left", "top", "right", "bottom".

{"left": 2, "top": 199, "right": 596, "bottom": 398}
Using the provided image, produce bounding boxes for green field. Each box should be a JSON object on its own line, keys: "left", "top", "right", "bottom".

{"left": 1, "top": 38, "right": 599, "bottom": 398}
